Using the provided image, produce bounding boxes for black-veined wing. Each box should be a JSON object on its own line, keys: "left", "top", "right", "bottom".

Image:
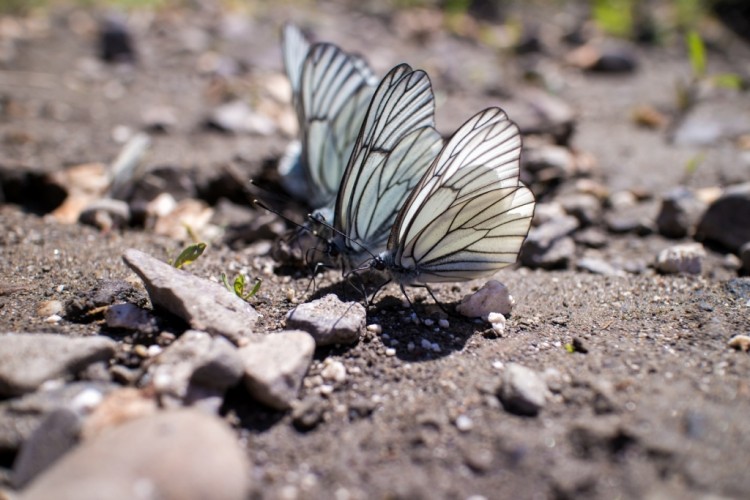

{"left": 282, "top": 23, "right": 311, "bottom": 117}
{"left": 333, "top": 63, "right": 442, "bottom": 264}
{"left": 300, "top": 43, "right": 378, "bottom": 208}
{"left": 384, "top": 107, "right": 535, "bottom": 283}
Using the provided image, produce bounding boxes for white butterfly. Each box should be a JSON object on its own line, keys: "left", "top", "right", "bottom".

{"left": 366, "top": 107, "right": 536, "bottom": 294}
{"left": 325, "top": 63, "right": 444, "bottom": 269}
{"left": 279, "top": 24, "right": 378, "bottom": 212}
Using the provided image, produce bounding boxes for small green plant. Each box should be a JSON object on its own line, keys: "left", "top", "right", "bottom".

{"left": 221, "top": 273, "right": 262, "bottom": 301}
{"left": 591, "top": 0, "right": 634, "bottom": 38}
{"left": 686, "top": 29, "right": 706, "bottom": 78}
{"left": 171, "top": 242, "right": 207, "bottom": 269}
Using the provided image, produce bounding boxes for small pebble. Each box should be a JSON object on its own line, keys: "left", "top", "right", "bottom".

{"left": 455, "top": 414, "right": 473, "bottom": 432}
{"left": 366, "top": 324, "right": 382, "bottom": 334}
{"left": 423, "top": 319, "right": 434, "bottom": 327}
{"left": 133, "top": 344, "right": 149, "bottom": 358}
{"left": 438, "top": 319, "right": 449, "bottom": 328}
{"left": 385, "top": 348, "right": 396, "bottom": 357}
{"left": 727, "top": 334, "right": 750, "bottom": 352}
{"left": 420, "top": 339, "right": 432, "bottom": 350}
{"left": 320, "top": 359, "right": 347, "bottom": 383}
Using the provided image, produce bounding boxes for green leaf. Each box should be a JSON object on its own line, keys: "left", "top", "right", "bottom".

{"left": 220, "top": 273, "right": 231, "bottom": 291}
{"left": 564, "top": 343, "right": 575, "bottom": 353}
{"left": 246, "top": 278, "right": 262, "bottom": 299}
{"left": 592, "top": 0, "right": 633, "bottom": 38}
{"left": 684, "top": 152, "right": 705, "bottom": 177}
{"left": 712, "top": 73, "right": 744, "bottom": 90}
{"left": 686, "top": 30, "right": 706, "bottom": 78}
{"left": 172, "top": 242, "right": 206, "bottom": 269}
{"left": 233, "top": 274, "right": 246, "bottom": 297}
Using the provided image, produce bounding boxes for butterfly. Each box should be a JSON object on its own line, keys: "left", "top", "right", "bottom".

{"left": 278, "top": 23, "right": 379, "bottom": 213}
{"left": 323, "top": 63, "right": 444, "bottom": 270}
{"left": 365, "top": 107, "right": 536, "bottom": 305}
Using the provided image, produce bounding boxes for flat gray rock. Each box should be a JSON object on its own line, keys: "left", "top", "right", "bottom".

{"left": 239, "top": 330, "right": 315, "bottom": 410}
{"left": 122, "top": 249, "right": 259, "bottom": 345}
{"left": 142, "top": 330, "right": 244, "bottom": 410}
{"left": 498, "top": 363, "right": 548, "bottom": 417}
{"left": 285, "top": 294, "right": 365, "bottom": 346}
{"left": 655, "top": 187, "right": 707, "bottom": 239}
{"left": 0, "top": 333, "right": 117, "bottom": 397}
{"left": 20, "top": 410, "right": 251, "bottom": 500}
{"left": 0, "top": 382, "right": 116, "bottom": 454}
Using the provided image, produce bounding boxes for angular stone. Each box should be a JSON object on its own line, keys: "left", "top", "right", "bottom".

{"left": 655, "top": 187, "right": 707, "bottom": 239}
{"left": 696, "top": 183, "right": 750, "bottom": 252}
{"left": 519, "top": 215, "right": 579, "bottom": 269}
{"left": 142, "top": 330, "right": 244, "bottom": 409}
{"left": 122, "top": 249, "right": 259, "bottom": 344}
{"left": 20, "top": 410, "right": 251, "bottom": 500}
{"left": 456, "top": 280, "right": 515, "bottom": 319}
{"left": 559, "top": 193, "right": 602, "bottom": 227}
{"left": 0, "top": 333, "right": 117, "bottom": 397}
{"left": 576, "top": 257, "right": 625, "bottom": 277}
{"left": 0, "top": 382, "right": 115, "bottom": 454}
{"left": 498, "top": 363, "right": 547, "bottom": 417}
{"left": 285, "top": 294, "right": 365, "bottom": 346}
{"left": 655, "top": 243, "right": 706, "bottom": 275}
{"left": 12, "top": 408, "right": 83, "bottom": 488}
{"left": 239, "top": 330, "right": 315, "bottom": 410}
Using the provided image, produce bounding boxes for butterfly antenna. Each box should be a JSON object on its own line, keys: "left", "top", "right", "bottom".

{"left": 306, "top": 215, "right": 379, "bottom": 261}
{"left": 253, "top": 198, "right": 312, "bottom": 234}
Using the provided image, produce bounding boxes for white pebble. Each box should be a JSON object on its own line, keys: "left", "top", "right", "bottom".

{"left": 489, "top": 313, "right": 506, "bottom": 336}
{"left": 407, "top": 342, "right": 415, "bottom": 351}
{"left": 319, "top": 384, "right": 334, "bottom": 395}
{"left": 71, "top": 388, "right": 104, "bottom": 413}
{"left": 385, "top": 348, "right": 396, "bottom": 357}
{"left": 366, "top": 324, "right": 382, "bottom": 334}
{"left": 420, "top": 338, "right": 432, "bottom": 350}
{"left": 44, "top": 314, "right": 62, "bottom": 323}
{"left": 147, "top": 344, "right": 162, "bottom": 357}
{"left": 438, "top": 319, "right": 449, "bottom": 328}
{"left": 486, "top": 312, "right": 506, "bottom": 324}
{"left": 423, "top": 318, "right": 434, "bottom": 326}
{"left": 321, "top": 359, "right": 347, "bottom": 383}
{"left": 431, "top": 342, "right": 441, "bottom": 353}
{"left": 455, "top": 414, "right": 473, "bottom": 432}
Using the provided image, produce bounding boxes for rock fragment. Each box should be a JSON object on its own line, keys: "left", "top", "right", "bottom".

{"left": 0, "top": 382, "right": 115, "bottom": 454}
{"left": 696, "top": 183, "right": 750, "bottom": 252}
{"left": 456, "top": 280, "right": 515, "bottom": 319}
{"left": 655, "top": 187, "right": 706, "bottom": 238}
{"left": 498, "top": 363, "right": 547, "bottom": 416}
{"left": 655, "top": 243, "right": 706, "bottom": 275}
{"left": 142, "top": 330, "right": 244, "bottom": 410}
{"left": 285, "top": 294, "right": 365, "bottom": 346}
{"left": 122, "top": 249, "right": 259, "bottom": 344}
{"left": 576, "top": 257, "right": 625, "bottom": 277}
{"left": 520, "top": 215, "right": 579, "bottom": 269}
{"left": 727, "top": 335, "right": 750, "bottom": 352}
{"left": 238, "top": 330, "right": 315, "bottom": 410}
{"left": 0, "top": 333, "right": 116, "bottom": 397}
{"left": 20, "top": 410, "right": 251, "bottom": 500}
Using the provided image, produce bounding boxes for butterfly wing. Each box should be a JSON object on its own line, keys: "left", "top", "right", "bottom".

{"left": 282, "top": 23, "right": 311, "bottom": 117}
{"left": 389, "top": 107, "right": 535, "bottom": 282}
{"left": 299, "top": 43, "right": 378, "bottom": 208}
{"left": 334, "top": 64, "right": 442, "bottom": 260}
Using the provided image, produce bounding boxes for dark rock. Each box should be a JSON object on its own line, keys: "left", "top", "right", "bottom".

{"left": 655, "top": 187, "right": 707, "bottom": 238}
{"left": 286, "top": 294, "right": 366, "bottom": 346}
{"left": 99, "top": 15, "right": 136, "bottom": 64}
{"left": 520, "top": 215, "right": 579, "bottom": 269}
{"left": 590, "top": 49, "right": 638, "bottom": 73}
{"left": 604, "top": 201, "right": 656, "bottom": 235}
{"left": 126, "top": 165, "right": 197, "bottom": 223}
{"left": 65, "top": 279, "right": 146, "bottom": 322}
{"left": 725, "top": 277, "right": 750, "bottom": 301}
{"left": 0, "top": 333, "right": 117, "bottom": 397}
{"left": 20, "top": 410, "right": 251, "bottom": 500}
{"left": 122, "top": 249, "right": 260, "bottom": 345}
{"left": 696, "top": 183, "right": 750, "bottom": 252}
{"left": 740, "top": 242, "right": 750, "bottom": 274}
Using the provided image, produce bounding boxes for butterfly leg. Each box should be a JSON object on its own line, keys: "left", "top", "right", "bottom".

{"left": 399, "top": 283, "right": 424, "bottom": 324}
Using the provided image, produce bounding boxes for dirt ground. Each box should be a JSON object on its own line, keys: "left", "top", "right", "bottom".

{"left": 1, "top": 1, "right": 749, "bottom": 499}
